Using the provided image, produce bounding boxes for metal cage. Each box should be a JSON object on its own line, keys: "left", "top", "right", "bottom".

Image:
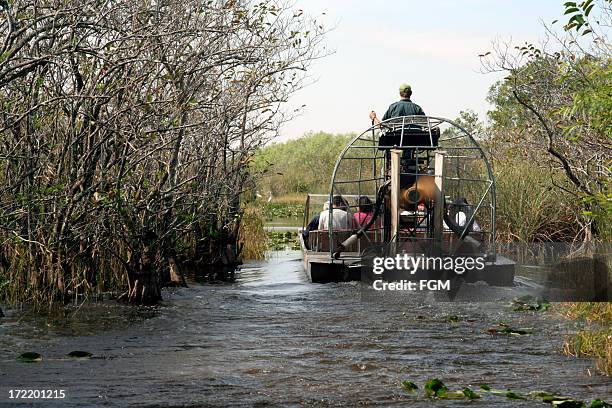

{"left": 322, "top": 115, "right": 496, "bottom": 261}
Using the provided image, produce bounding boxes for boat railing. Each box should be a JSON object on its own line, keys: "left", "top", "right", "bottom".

{"left": 325, "top": 115, "right": 497, "bottom": 260}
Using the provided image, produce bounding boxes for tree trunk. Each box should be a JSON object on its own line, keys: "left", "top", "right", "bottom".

{"left": 167, "top": 256, "right": 187, "bottom": 287}
{"left": 125, "top": 269, "right": 162, "bottom": 305}
{"left": 121, "top": 238, "right": 162, "bottom": 304}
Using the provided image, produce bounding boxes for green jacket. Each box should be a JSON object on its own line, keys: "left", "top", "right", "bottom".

{"left": 382, "top": 99, "right": 425, "bottom": 121}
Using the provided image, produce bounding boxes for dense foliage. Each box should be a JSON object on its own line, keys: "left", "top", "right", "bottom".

{"left": 0, "top": 0, "right": 325, "bottom": 304}
{"left": 252, "top": 131, "right": 354, "bottom": 196}
{"left": 483, "top": 0, "right": 611, "bottom": 241}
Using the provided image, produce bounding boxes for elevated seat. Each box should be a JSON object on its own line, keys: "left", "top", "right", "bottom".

{"left": 378, "top": 127, "right": 440, "bottom": 149}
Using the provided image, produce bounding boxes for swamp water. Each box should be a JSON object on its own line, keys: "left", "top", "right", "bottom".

{"left": 0, "top": 250, "right": 610, "bottom": 407}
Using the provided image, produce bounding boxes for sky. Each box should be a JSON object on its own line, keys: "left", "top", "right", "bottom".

{"left": 279, "top": 0, "right": 564, "bottom": 140}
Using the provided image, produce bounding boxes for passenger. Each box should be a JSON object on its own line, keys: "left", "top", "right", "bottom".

{"left": 303, "top": 201, "right": 327, "bottom": 241}
{"left": 368, "top": 83, "right": 425, "bottom": 126}
{"left": 318, "top": 195, "right": 356, "bottom": 230}
{"left": 354, "top": 196, "right": 374, "bottom": 227}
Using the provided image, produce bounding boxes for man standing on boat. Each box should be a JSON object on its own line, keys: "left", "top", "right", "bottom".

{"left": 369, "top": 83, "right": 425, "bottom": 125}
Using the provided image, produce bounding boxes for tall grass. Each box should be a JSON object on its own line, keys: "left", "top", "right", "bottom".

{"left": 561, "top": 303, "right": 612, "bottom": 375}
{"left": 238, "top": 206, "right": 267, "bottom": 260}
{"left": 494, "top": 158, "right": 582, "bottom": 242}
{"left": 269, "top": 193, "right": 307, "bottom": 205}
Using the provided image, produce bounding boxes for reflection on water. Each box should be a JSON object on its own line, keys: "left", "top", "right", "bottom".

{"left": 0, "top": 250, "right": 610, "bottom": 407}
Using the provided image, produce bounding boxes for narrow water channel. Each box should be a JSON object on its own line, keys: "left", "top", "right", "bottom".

{"left": 0, "top": 250, "right": 610, "bottom": 407}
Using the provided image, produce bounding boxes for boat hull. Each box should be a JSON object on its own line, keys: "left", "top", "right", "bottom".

{"left": 300, "top": 233, "right": 515, "bottom": 286}
{"left": 300, "top": 234, "right": 361, "bottom": 283}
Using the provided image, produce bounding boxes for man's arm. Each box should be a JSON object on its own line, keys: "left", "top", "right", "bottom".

{"left": 369, "top": 111, "right": 382, "bottom": 127}
{"left": 370, "top": 109, "right": 392, "bottom": 128}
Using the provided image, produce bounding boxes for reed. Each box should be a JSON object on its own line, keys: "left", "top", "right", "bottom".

{"left": 561, "top": 302, "right": 612, "bottom": 375}
{"left": 493, "top": 158, "right": 582, "bottom": 242}
{"left": 269, "top": 193, "right": 307, "bottom": 205}
{"left": 238, "top": 206, "right": 267, "bottom": 260}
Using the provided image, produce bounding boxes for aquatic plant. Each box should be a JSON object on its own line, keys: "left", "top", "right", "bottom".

{"left": 562, "top": 302, "right": 612, "bottom": 375}
{"left": 401, "top": 381, "right": 418, "bottom": 392}
{"left": 238, "top": 207, "right": 267, "bottom": 260}
{"left": 261, "top": 203, "right": 305, "bottom": 220}
{"left": 18, "top": 352, "right": 42, "bottom": 363}
{"left": 486, "top": 323, "right": 533, "bottom": 336}
{"left": 511, "top": 295, "right": 550, "bottom": 312}
{"left": 67, "top": 351, "right": 93, "bottom": 359}
{"left": 462, "top": 387, "right": 480, "bottom": 399}
{"left": 406, "top": 380, "right": 608, "bottom": 406}
{"left": 267, "top": 231, "right": 300, "bottom": 251}
{"left": 423, "top": 378, "right": 448, "bottom": 398}
{"left": 505, "top": 391, "right": 525, "bottom": 400}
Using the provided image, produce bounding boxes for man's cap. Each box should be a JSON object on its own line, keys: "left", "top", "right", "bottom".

{"left": 399, "top": 83, "right": 412, "bottom": 92}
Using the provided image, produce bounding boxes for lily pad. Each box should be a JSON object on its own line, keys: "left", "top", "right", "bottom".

{"left": 67, "top": 351, "right": 92, "bottom": 359}
{"left": 479, "top": 385, "right": 508, "bottom": 395}
{"left": 439, "top": 390, "right": 466, "bottom": 399}
{"left": 590, "top": 400, "right": 612, "bottom": 408}
{"left": 552, "top": 401, "right": 585, "bottom": 408}
{"left": 544, "top": 396, "right": 573, "bottom": 403}
{"left": 511, "top": 295, "right": 550, "bottom": 311}
{"left": 463, "top": 387, "right": 480, "bottom": 399}
{"left": 540, "top": 395, "right": 586, "bottom": 407}
{"left": 486, "top": 323, "right": 532, "bottom": 336}
{"left": 506, "top": 391, "right": 526, "bottom": 400}
{"left": 18, "top": 352, "right": 42, "bottom": 363}
{"left": 401, "top": 380, "right": 418, "bottom": 392}
{"left": 424, "top": 378, "right": 448, "bottom": 398}
{"left": 532, "top": 391, "right": 556, "bottom": 398}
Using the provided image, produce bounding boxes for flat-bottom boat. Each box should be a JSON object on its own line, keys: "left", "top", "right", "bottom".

{"left": 299, "top": 115, "right": 515, "bottom": 286}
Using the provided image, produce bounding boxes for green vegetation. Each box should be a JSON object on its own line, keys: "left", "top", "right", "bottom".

{"left": 401, "top": 380, "right": 418, "bottom": 392}
{"left": 462, "top": 387, "right": 481, "bottom": 399}
{"left": 485, "top": 323, "right": 533, "bottom": 336}
{"left": 403, "top": 378, "right": 610, "bottom": 405}
{"left": 18, "top": 352, "right": 42, "bottom": 363}
{"left": 511, "top": 295, "right": 550, "bottom": 311}
{"left": 489, "top": 0, "right": 611, "bottom": 376}
{"left": 67, "top": 351, "right": 93, "bottom": 359}
{"left": 238, "top": 207, "right": 267, "bottom": 261}
{"left": 267, "top": 231, "right": 300, "bottom": 251}
{"left": 484, "top": 0, "right": 611, "bottom": 241}
{"left": 492, "top": 157, "right": 582, "bottom": 242}
{"left": 423, "top": 378, "right": 448, "bottom": 398}
{"left": 252, "top": 131, "right": 354, "bottom": 196}
{"left": 401, "top": 378, "right": 610, "bottom": 408}
{"left": 261, "top": 203, "right": 304, "bottom": 220}
{"left": 562, "top": 303, "right": 612, "bottom": 375}
{"left": 0, "top": 0, "right": 325, "bottom": 305}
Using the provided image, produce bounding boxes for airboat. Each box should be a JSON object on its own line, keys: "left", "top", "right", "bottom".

{"left": 299, "top": 115, "right": 515, "bottom": 286}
